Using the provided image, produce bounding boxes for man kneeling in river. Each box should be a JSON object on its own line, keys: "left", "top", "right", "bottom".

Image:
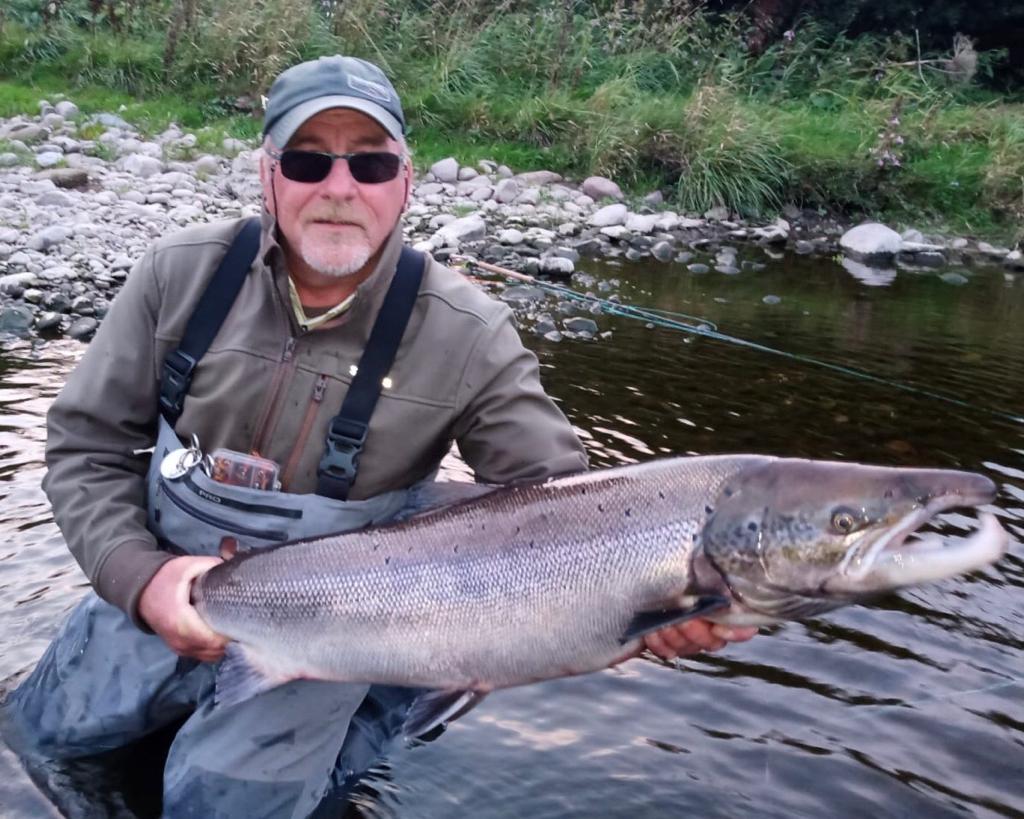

{"left": 4, "top": 54, "right": 754, "bottom": 816}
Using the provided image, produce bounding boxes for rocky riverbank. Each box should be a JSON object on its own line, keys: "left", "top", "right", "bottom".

{"left": 1, "top": 100, "right": 1021, "bottom": 343}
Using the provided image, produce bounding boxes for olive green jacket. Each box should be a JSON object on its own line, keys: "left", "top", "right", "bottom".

{"left": 43, "top": 215, "right": 588, "bottom": 620}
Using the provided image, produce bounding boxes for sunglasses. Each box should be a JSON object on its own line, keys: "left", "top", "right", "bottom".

{"left": 268, "top": 149, "right": 403, "bottom": 184}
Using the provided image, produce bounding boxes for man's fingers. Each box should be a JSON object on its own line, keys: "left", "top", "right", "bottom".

{"left": 711, "top": 624, "right": 758, "bottom": 643}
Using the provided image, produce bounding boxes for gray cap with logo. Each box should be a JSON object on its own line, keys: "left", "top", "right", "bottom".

{"left": 263, "top": 55, "right": 406, "bottom": 147}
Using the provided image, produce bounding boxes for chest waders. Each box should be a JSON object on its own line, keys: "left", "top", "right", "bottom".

{"left": 8, "top": 219, "right": 432, "bottom": 819}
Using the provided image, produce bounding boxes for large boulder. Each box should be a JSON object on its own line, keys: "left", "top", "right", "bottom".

{"left": 581, "top": 176, "right": 623, "bottom": 201}
{"left": 429, "top": 157, "right": 459, "bottom": 184}
{"left": 433, "top": 215, "right": 486, "bottom": 246}
{"left": 588, "top": 203, "right": 628, "bottom": 227}
{"left": 840, "top": 223, "right": 902, "bottom": 260}
{"left": 516, "top": 170, "right": 562, "bottom": 186}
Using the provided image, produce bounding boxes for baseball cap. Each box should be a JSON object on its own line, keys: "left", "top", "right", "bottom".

{"left": 263, "top": 55, "right": 406, "bottom": 147}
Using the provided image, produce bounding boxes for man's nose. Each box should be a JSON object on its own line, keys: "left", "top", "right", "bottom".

{"left": 319, "top": 156, "right": 359, "bottom": 197}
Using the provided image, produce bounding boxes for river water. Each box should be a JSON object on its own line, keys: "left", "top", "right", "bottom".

{"left": 1, "top": 251, "right": 1022, "bottom": 818}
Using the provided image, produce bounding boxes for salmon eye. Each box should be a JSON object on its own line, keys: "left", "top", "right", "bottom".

{"left": 831, "top": 508, "right": 859, "bottom": 534}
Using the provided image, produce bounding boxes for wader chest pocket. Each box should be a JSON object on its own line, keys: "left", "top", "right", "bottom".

{"left": 153, "top": 471, "right": 298, "bottom": 555}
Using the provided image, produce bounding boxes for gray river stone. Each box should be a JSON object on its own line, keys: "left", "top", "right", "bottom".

{"left": 0, "top": 305, "right": 34, "bottom": 334}
{"left": 589, "top": 204, "right": 627, "bottom": 228}
{"left": 581, "top": 176, "right": 623, "bottom": 201}
{"left": 27, "top": 226, "right": 72, "bottom": 252}
{"left": 501, "top": 286, "right": 547, "bottom": 304}
{"left": 430, "top": 157, "right": 459, "bottom": 183}
{"left": 652, "top": 241, "right": 674, "bottom": 262}
{"left": 34, "top": 311, "right": 62, "bottom": 331}
{"left": 35, "top": 151, "right": 64, "bottom": 168}
{"left": 539, "top": 256, "right": 574, "bottom": 277}
{"left": 840, "top": 222, "right": 902, "bottom": 259}
{"left": 66, "top": 316, "right": 99, "bottom": 339}
{"left": 563, "top": 317, "right": 598, "bottom": 334}
{"left": 37, "top": 168, "right": 89, "bottom": 189}
{"left": 55, "top": 100, "right": 80, "bottom": 119}
{"left": 0, "top": 273, "right": 38, "bottom": 295}
{"left": 493, "top": 179, "right": 521, "bottom": 204}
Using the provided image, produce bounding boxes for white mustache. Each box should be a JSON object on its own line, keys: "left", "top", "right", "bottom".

{"left": 306, "top": 208, "right": 364, "bottom": 228}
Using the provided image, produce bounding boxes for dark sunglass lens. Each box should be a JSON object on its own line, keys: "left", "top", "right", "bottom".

{"left": 347, "top": 152, "right": 401, "bottom": 184}
{"left": 280, "top": 151, "right": 332, "bottom": 183}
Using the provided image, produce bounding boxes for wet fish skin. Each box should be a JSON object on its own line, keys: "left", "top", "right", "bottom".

{"left": 193, "top": 454, "right": 1008, "bottom": 701}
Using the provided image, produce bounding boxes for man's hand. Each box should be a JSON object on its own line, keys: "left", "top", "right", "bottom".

{"left": 643, "top": 619, "right": 758, "bottom": 660}
{"left": 137, "top": 556, "right": 229, "bottom": 662}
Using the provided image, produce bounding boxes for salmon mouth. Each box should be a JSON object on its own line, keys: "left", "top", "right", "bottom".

{"left": 826, "top": 485, "right": 1008, "bottom": 593}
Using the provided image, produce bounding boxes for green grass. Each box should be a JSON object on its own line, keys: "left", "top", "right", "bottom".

{"left": 2, "top": 3, "right": 1022, "bottom": 243}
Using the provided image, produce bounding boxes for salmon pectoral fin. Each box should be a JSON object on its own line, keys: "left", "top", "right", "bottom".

{"left": 619, "top": 595, "right": 732, "bottom": 644}
{"left": 403, "top": 689, "right": 490, "bottom": 741}
{"left": 213, "top": 643, "right": 291, "bottom": 709}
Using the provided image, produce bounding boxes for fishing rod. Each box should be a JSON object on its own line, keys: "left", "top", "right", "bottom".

{"left": 454, "top": 256, "right": 1024, "bottom": 426}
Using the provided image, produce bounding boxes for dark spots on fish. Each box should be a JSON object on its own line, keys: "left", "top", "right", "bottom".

{"left": 385, "top": 557, "right": 391, "bottom": 565}
{"left": 454, "top": 545, "right": 459, "bottom": 553}
{"left": 747, "top": 522, "right": 758, "bottom": 532}
{"left": 723, "top": 487, "right": 734, "bottom": 498}
{"left": 372, "top": 543, "right": 380, "bottom": 552}
{"left": 705, "top": 505, "right": 714, "bottom": 515}
{"left": 597, "top": 503, "right": 604, "bottom": 513}
{"left": 625, "top": 508, "right": 632, "bottom": 517}
{"left": 515, "top": 526, "right": 521, "bottom": 535}
{"left": 658, "top": 490, "right": 665, "bottom": 500}
{"left": 529, "top": 540, "right": 536, "bottom": 549}
{"left": 884, "top": 488, "right": 895, "bottom": 499}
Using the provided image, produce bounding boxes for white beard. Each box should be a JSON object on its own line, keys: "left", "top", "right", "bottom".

{"left": 300, "top": 235, "right": 373, "bottom": 279}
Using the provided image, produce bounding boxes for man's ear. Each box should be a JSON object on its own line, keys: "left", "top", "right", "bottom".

{"left": 259, "top": 153, "right": 276, "bottom": 216}
{"left": 402, "top": 157, "right": 413, "bottom": 211}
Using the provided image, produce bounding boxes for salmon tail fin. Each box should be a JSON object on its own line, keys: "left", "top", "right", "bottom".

{"left": 403, "top": 688, "right": 489, "bottom": 741}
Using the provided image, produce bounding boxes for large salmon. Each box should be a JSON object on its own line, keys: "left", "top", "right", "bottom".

{"left": 192, "top": 455, "right": 1008, "bottom": 735}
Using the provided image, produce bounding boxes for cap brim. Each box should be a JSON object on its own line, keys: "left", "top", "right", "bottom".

{"left": 266, "top": 96, "right": 403, "bottom": 147}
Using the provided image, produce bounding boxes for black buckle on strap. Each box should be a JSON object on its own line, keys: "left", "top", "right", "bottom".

{"left": 159, "top": 350, "right": 197, "bottom": 422}
{"left": 317, "top": 417, "right": 368, "bottom": 491}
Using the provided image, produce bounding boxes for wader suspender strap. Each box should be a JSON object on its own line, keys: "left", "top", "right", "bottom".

{"left": 315, "top": 246, "right": 425, "bottom": 500}
{"left": 159, "top": 217, "right": 261, "bottom": 425}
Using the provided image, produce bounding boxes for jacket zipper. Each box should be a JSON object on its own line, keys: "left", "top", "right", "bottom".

{"left": 280, "top": 373, "right": 328, "bottom": 490}
{"left": 250, "top": 337, "right": 297, "bottom": 456}
{"left": 158, "top": 478, "right": 288, "bottom": 540}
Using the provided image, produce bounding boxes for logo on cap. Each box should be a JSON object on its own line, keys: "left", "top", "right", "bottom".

{"left": 348, "top": 75, "right": 392, "bottom": 103}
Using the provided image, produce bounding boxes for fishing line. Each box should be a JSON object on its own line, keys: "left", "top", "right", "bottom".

{"left": 456, "top": 257, "right": 1024, "bottom": 426}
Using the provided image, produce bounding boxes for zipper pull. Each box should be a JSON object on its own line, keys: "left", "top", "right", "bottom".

{"left": 313, "top": 374, "right": 328, "bottom": 402}
{"left": 282, "top": 337, "right": 296, "bottom": 362}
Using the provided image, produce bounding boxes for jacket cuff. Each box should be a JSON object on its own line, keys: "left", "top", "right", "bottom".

{"left": 93, "top": 540, "right": 176, "bottom": 630}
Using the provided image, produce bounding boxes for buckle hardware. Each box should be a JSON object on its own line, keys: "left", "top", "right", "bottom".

{"left": 319, "top": 419, "right": 368, "bottom": 481}
{"left": 159, "top": 351, "right": 198, "bottom": 419}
